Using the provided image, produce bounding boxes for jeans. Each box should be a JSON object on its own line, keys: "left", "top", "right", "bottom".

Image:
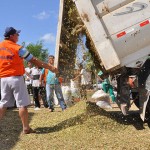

{"left": 46, "top": 84, "right": 66, "bottom": 110}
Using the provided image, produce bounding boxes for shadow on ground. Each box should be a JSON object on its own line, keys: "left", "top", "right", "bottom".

{"left": 0, "top": 109, "right": 34, "bottom": 150}
{"left": 86, "top": 102, "right": 148, "bottom": 130}
{"left": 35, "top": 112, "right": 88, "bottom": 134}
{"left": 35, "top": 102, "right": 149, "bottom": 134}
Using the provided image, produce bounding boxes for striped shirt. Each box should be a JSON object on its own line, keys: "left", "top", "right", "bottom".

{"left": 19, "top": 48, "right": 33, "bottom": 61}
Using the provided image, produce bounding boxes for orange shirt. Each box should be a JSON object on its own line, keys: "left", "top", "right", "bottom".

{"left": 58, "top": 77, "right": 63, "bottom": 85}
{"left": 0, "top": 40, "right": 25, "bottom": 77}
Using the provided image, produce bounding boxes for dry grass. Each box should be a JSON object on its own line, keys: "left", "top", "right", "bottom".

{"left": 1, "top": 100, "right": 150, "bottom": 150}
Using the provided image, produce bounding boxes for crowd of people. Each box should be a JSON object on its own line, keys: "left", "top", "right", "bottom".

{"left": 24, "top": 56, "right": 67, "bottom": 112}
{"left": 0, "top": 26, "right": 116, "bottom": 135}
{"left": 0, "top": 26, "right": 90, "bottom": 135}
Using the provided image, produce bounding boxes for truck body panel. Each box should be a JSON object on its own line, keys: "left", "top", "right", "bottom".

{"left": 73, "top": 0, "right": 150, "bottom": 121}
{"left": 74, "top": 0, "right": 150, "bottom": 70}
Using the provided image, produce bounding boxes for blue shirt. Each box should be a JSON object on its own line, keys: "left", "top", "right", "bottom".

{"left": 41, "top": 68, "right": 59, "bottom": 84}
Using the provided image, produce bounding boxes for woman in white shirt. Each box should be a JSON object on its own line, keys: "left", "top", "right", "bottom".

{"left": 31, "top": 66, "right": 41, "bottom": 110}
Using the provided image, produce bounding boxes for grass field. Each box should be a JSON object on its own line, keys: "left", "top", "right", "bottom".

{"left": 1, "top": 100, "right": 150, "bottom": 150}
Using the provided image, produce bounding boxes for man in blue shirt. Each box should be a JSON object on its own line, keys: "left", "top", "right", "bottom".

{"left": 40, "top": 55, "right": 66, "bottom": 112}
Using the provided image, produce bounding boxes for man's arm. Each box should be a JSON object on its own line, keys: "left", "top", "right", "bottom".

{"left": 39, "top": 72, "right": 45, "bottom": 86}
{"left": 19, "top": 48, "right": 58, "bottom": 73}
{"left": 39, "top": 73, "right": 44, "bottom": 82}
{"left": 25, "top": 71, "right": 32, "bottom": 79}
{"left": 97, "top": 75, "right": 103, "bottom": 82}
{"left": 30, "top": 57, "right": 58, "bottom": 73}
{"left": 72, "top": 74, "right": 81, "bottom": 81}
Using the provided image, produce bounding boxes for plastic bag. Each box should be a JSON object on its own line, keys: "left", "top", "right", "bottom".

{"left": 61, "top": 86, "right": 71, "bottom": 101}
{"left": 70, "top": 79, "right": 79, "bottom": 88}
{"left": 91, "top": 89, "right": 109, "bottom": 101}
{"left": 61, "top": 86, "right": 75, "bottom": 107}
{"left": 96, "top": 101, "right": 112, "bottom": 109}
{"left": 71, "top": 88, "right": 80, "bottom": 98}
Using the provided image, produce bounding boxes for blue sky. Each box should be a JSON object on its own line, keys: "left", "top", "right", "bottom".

{"left": 0, "top": 0, "right": 60, "bottom": 55}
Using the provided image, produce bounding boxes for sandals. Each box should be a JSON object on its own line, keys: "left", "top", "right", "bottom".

{"left": 22, "top": 128, "right": 36, "bottom": 134}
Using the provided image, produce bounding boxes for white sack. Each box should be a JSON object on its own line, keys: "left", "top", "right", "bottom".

{"left": 70, "top": 79, "right": 79, "bottom": 88}
{"left": 71, "top": 88, "right": 80, "bottom": 98}
{"left": 96, "top": 101, "right": 112, "bottom": 109}
{"left": 61, "top": 86, "right": 71, "bottom": 101}
{"left": 91, "top": 90, "right": 109, "bottom": 100}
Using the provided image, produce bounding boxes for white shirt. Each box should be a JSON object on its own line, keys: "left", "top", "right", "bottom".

{"left": 31, "top": 67, "right": 41, "bottom": 87}
{"left": 80, "top": 69, "right": 91, "bottom": 85}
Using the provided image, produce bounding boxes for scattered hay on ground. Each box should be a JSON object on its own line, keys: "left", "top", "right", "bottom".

{"left": 1, "top": 101, "right": 150, "bottom": 150}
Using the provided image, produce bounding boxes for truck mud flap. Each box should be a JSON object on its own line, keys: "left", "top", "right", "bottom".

{"left": 140, "top": 74, "right": 150, "bottom": 121}
{"left": 140, "top": 91, "right": 150, "bottom": 121}
{"left": 138, "top": 59, "right": 150, "bottom": 121}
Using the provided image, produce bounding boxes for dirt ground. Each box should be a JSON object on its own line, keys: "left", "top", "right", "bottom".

{"left": 0, "top": 99, "right": 150, "bottom": 150}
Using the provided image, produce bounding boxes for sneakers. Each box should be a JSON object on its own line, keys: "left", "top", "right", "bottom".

{"left": 34, "top": 107, "right": 41, "bottom": 111}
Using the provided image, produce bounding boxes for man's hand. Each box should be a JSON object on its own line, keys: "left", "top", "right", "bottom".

{"left": 30, "top": 57, "right": 58, "bottom": 73}
{"left": 52, "top": 66, "right": 58, "bottom": 74}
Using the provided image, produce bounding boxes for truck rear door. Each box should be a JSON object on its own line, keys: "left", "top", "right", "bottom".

{"left": 93, "top": 0, "right": 150, "bottom": 68}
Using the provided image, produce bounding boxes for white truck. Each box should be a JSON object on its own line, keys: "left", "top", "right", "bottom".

{"left": 55, "top": 0, "right": 150, "bottom": 121}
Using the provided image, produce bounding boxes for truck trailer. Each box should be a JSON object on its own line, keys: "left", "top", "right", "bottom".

{"left": 55, "top": 0, "right": 150, "bottom": 121}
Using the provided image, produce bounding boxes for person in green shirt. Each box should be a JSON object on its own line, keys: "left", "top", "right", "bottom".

{"left": 97, "top": 71, "right": 116, "bottom": 103}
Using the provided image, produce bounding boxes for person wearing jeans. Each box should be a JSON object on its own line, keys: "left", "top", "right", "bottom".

{"left": 46, "top": 83, "right": 66, "bottom": 111}
{"left": 40, "top": 55, "right": 66, "bottom": 112}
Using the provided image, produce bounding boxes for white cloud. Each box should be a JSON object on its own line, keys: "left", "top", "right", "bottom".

{"left": 33, "top": 11, "right": 50, "bottom": 20}
{"left": 24, "top": 42, "right": 31, "bottom": 46}
{"left": 40, "top": 33, "right": 55, "bottom": 43}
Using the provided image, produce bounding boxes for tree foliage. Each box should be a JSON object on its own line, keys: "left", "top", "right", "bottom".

{"left": 26, "top": 41, "right": 48, "bottom": 62}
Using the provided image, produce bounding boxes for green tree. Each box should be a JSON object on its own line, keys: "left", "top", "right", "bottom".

{"left": 26, "top": 41, "right": 48, "bottom": 62}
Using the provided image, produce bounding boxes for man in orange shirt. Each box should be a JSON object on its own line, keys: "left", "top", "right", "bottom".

{"left": 0, "top": 27, "right": 58, "bottom": 134}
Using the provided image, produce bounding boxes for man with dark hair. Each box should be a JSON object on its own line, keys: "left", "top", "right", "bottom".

{"left": 40, "top": 55, "right": 66, "bottom": 112}
{"left": 0, "top": 27, "right": 58, "bottom": 134}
